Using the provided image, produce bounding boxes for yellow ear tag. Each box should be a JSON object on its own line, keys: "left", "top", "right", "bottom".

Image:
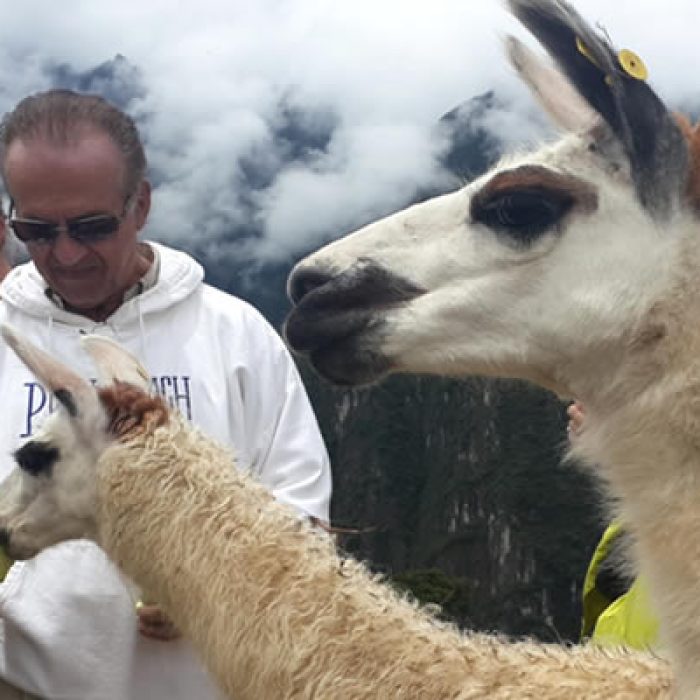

{"left": 576, "top": 36, "right": 600, "bottom": 67}
{"left": 618, "top": 49, "right": 648, "bottom": 81}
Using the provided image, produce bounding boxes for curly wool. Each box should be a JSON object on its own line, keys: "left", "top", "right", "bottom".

{"left": 94, "top": 416, "right": 671, "bottom": 699}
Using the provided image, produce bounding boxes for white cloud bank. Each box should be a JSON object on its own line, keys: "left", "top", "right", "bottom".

{"left": 0, "top": 0, "right": 696, "bottom": 264}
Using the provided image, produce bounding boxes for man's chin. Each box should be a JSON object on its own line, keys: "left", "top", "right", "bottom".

{"left": 46, "top": 282, "right": 116, "bottom": 320}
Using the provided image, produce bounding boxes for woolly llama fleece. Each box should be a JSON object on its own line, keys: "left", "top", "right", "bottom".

{"left": 2, "top": 0, "right": 700, "bottom": 696}
{"left": 0, "top": 334, "right": 672, "bottom": 699}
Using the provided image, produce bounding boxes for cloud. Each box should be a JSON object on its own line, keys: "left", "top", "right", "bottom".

{"left": 0, "top": 0, "right": 697, "bottom": 267}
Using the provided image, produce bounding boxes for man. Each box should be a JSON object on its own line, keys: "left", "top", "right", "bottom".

{"left": 0, "top": 90, "right": 331, "bottom": 699}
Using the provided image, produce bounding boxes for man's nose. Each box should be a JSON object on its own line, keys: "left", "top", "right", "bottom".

{"left": 50, "top": 230, "right": 89, "bottom": 266}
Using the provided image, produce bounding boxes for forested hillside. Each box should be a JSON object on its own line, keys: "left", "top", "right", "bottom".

{"left": 302, "top": 370, "right": 602, "bottom": 641}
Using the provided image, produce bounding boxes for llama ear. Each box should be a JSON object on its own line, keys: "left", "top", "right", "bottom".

{"left": 80, "top": 335, "right": 151, "bottom": 391}
{"left": 1, "top": 324, "right": 96, "bottom": 418}
{"left": 507, "top": 0, "right": 689, "bottom": 218}
{"left": 506, "top": 36, "right": 597, "bottom": 133}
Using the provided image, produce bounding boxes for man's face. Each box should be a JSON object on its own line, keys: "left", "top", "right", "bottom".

{"left": 3, "top": 128, "right": 150, "bottom": 318}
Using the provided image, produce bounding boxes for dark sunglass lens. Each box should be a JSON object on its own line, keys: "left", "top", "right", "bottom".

{"left": 69, "top": 216, "right": 120, "bottom": 242}
{"left": 10, "top": 221, "right": 57, "bottom": 244}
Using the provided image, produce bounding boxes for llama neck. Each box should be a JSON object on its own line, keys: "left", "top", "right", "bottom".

{"left": 95, "top": 422, "right": 480, "bottom": 697}
{"left": 571, "top": 237, "right": 700, "bottom": 694}
{"left": 579, "top": 383, "right": 700, "bottom": 696}
{"left": 95, "top": 419, "right": 672, "bottom": 699}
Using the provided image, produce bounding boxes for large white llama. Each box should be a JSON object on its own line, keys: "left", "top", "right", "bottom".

{"left": 285, "top": 0, "right": 700, "bottom": 694}
{"left": 0, "top": 0, "right": 695, "bottom": 696}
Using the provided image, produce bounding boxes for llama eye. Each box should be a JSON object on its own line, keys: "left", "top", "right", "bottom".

{"left": 472, "top": 188, "right": 574, "bottom": 244}
{"left": 14, "top": 441, "right": 60, "bottom": 477}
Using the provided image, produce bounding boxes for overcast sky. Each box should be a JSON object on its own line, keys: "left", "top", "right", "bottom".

{"left": 0, "top": 1, "right": 697, "bottom": 266}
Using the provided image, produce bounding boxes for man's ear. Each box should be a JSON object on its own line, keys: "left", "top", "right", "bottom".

{"left": 133, "top": 179, "right": 151, "bottom": 231}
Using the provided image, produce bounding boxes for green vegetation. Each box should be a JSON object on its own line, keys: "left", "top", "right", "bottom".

{"left": 390, "top": 568, "right": 472, "bottom": 623}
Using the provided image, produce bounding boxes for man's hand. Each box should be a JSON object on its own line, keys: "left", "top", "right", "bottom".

{"left": 136, "top": 601, "right": 181, "bottom": 641}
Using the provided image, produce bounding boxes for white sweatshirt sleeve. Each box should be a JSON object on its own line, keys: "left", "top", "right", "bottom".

{"left": 237, "top": 312, "right": 332, "bottom": 522}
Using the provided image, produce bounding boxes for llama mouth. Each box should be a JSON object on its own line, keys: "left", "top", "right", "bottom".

{"left": 285, "top": 306, "right": 392, "bottom": 385}
{"left": 285, "top": 260, "right": 424, "bottom": 385}
{"left": 308, "top": 337, "right": 392, "bottom": 386}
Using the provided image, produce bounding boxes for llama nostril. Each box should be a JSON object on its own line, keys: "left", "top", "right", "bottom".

{"left": 288, "top": 267, "right": 335, "bottom": 305}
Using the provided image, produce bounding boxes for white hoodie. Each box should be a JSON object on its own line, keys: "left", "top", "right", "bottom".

{"left": 0, "top": 242, "right": 332, "bottom": 699}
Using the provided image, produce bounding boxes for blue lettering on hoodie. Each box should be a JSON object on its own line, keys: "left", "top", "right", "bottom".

{"left": 153, "top": 375, "right": 192, "bottom": 421}
{"left": 20, "top": 375, "right": 193, "bottom": 437}
{"left": 21, "top": 382, "right": 48, "bottom": 438}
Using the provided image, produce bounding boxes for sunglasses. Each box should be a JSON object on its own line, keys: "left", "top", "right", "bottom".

{"left": 8, "top": 197, "right": 133, "bottom": 245}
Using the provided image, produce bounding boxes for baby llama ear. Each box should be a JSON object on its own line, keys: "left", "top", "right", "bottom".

{"left": 80, "top": 335, "right": 151, "bottom": 391}
{"left": 1, "top": 324, "right": 95, "bottom": 418}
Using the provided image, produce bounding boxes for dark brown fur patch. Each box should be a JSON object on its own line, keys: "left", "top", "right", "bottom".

{"left": 98, "top": 382, "right": 170, "bottom": 441}
{"left": 675, "top": 114, "right": 700, "bottom": 213}
{"left": 477, "top": 165, "right": 599, "bottom": 213}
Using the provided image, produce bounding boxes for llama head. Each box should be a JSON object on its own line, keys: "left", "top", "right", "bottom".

{"left": 285, "top": 0, "right": 699, "bottom": 399}
{"left": 0, "top": 326, "right": 156, "bottom": 560}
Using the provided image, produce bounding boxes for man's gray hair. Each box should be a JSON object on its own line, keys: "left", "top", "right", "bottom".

{"left": 0, "top": 89, "right": 146, "bottom": 197}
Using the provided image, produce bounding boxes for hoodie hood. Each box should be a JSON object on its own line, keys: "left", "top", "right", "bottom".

{"left": 0, "top": 242, "right": 204, "bottom": 328}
